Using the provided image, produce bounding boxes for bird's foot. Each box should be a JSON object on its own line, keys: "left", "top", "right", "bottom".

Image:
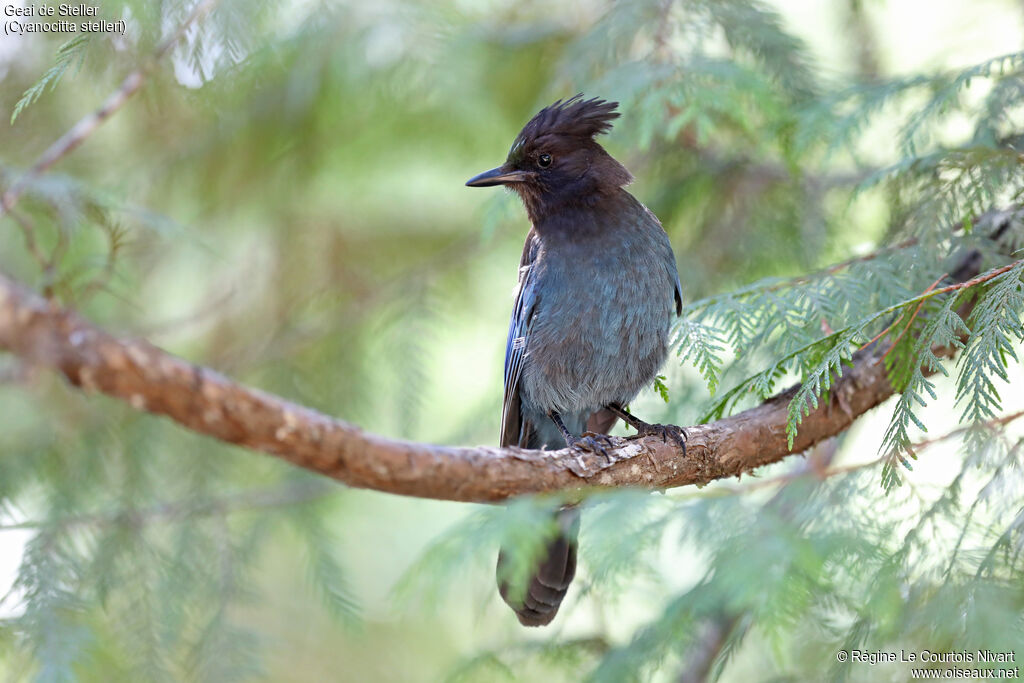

{"left": 632, "top": 422, "right": 688, "bottom": 456}
{"left": 606, "top": 404, "right": 688, "bottom": 457}
{"left": 566, "top": 432, "right": 616, "bottom": 463}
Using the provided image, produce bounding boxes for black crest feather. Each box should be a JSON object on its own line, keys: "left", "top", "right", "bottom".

{"left": 513, "top": 95, "right": 620, "bottom": 148}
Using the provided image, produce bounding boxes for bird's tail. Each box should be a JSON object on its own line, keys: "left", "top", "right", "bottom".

{"left": 496, "top": 505, "right": 580, "bottom": 627}
{"left": 495, "top": 408, "right": 614, "bottom": 626}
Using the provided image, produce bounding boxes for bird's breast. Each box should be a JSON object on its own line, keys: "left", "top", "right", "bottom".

{"left": 519, "top": 226, "right": 676, "bottom": 415}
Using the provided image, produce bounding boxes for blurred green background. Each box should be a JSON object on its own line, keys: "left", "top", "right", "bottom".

{"left": 2, "top": 0, "right": 1024, "bottom": 681}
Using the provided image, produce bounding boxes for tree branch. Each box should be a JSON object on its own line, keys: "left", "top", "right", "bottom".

{"left": 0, "top": 271, "right": 951, "bottom": 505}
{"left": 0, "top": 211, "right": 1018, "bottom": 504}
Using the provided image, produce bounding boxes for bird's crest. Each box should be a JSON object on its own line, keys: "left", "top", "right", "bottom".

{"left": 511, "top": 95, "right": 620, "bottom": 153}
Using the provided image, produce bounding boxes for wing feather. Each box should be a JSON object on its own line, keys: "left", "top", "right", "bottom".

{"left": 500, "top": 231, "right": 540, "bottom": 447}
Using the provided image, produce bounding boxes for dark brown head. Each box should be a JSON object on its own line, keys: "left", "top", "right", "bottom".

{"left": 466, "top": 95, "right": 633, "bottom": 223}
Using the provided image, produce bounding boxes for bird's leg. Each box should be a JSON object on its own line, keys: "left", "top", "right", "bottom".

{"left": 548, "top": 410, "right": 614, "bottom": 459}
{"left": 607, "top": 403, "right": 687, "bottom": 456}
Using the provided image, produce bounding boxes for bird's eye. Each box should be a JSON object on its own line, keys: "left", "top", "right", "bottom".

{"left": 538, "top": 153, "right": 552, "bottom": 168}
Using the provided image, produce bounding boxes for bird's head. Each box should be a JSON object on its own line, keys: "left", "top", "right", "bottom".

{"left": 466, "top": 95, "right": 633, "bottom": 222}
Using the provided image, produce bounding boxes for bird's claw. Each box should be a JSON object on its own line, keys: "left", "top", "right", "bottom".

{"left": 636, "top": 423, "right": 688, "bottom": 456}
{"left": 568, "top": 432, "right": 616, "bottom": 462}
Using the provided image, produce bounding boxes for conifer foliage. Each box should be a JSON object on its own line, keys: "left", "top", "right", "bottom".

{"left": 1, "top": 0, "right": 1023, "bottom": 680}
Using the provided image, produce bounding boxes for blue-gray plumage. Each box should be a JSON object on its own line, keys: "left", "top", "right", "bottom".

{"left": 467, "top": 95, "right": 683, "bottom": 626}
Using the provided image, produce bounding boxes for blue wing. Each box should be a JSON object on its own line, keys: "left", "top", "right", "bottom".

{"left": 500, "top": 231, "right": 540, "bottom": 447}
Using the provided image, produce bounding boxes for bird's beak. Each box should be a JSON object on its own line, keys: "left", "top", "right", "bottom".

{"left": 465, "top": 166, "right": 534, "bottom": 187}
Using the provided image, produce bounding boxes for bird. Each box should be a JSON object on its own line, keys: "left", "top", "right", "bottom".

{"left": 466, "top": 95, "right": 685, "bottom": 627}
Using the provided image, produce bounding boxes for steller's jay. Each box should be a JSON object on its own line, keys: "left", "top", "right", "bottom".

{"left": 466, "top": 95, "right": 684, "bottom": 626}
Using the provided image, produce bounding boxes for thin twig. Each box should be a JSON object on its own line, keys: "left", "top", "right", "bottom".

{"left": 875, "top": 272, "right": 948, "bottom": 365}
{"left": 684, "top": 206, "right": 1024, "bottom": 318}
{"left": 854, "top": 258, "right": 1023, "bottom": 352}
{"left": 684, "top": 236, "right": 920, "bottom": 316}
{"left": 910, "top": 409, "right": 1024, "bottom": 452}
{"left": 8, "top": 209, "right": 48, "bottom": 272}
{"left": 925, "top": 259, "right": 1021, "bottom": 298}
{"left": 859, "top": 309, "right": 905, "bottom": 352}
{"left": 857, "top": 272, "right": 950, "bottom": 354}
{"left": 7, "top": 209, "right": 59, "bottom": 297}
{"left": 0, "top": 0, "right": 220, "bottom": 219}
{"left": 70, "top": 224, "right": 128, "bottom": 305}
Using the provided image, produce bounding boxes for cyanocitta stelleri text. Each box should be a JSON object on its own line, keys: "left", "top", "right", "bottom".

{"left": 466, "top": 95, "right": 684, "bottom": 627}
